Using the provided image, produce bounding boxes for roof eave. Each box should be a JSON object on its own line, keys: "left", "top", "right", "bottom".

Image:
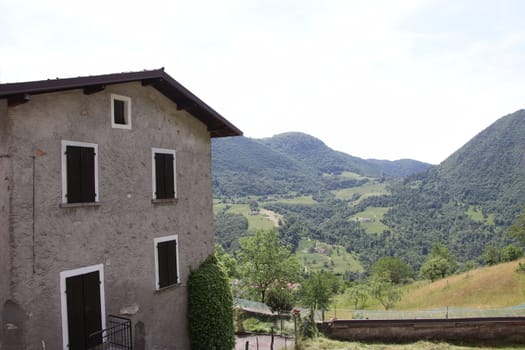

{"left": 0, "top": 69, "right": 242, "bottom": 138}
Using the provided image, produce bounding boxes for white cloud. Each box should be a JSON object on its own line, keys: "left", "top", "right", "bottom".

{"left": 1, "top": 0, "right": 525, "bottom": 164}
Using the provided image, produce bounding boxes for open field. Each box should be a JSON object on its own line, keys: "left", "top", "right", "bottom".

{"left": 297, "top": 239, "right": 363, "bottom": 275}
{"left": 397, "top": 259, "right": 525, "bottom": 310}
{"left": 350, "top": 207, "right": 390, "bottom": 234}
{"left": 332, "top": 182, "right": 389, "bottom": 203}
{"left": 326, "top": 259, "right": 525, "bottom": 320}
{"left": 266, "top": 195, "right": 317, "bottom": 205}
{"left": 465, "top": 205, "right": 495, "bottom": 225}
{"left": 214, "top": 203, "right": 276, "bottom": 231}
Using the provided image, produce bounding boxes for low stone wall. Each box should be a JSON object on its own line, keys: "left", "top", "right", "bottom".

{"left": 319, "top": 317, "right": 525, "bottom": 343}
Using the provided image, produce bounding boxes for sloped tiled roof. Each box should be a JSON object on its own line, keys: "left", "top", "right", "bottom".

{"left": 0, "top": 68, "right": 242, "bottom": 138}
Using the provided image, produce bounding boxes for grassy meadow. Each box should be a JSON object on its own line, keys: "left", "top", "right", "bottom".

{"left": 300, "top": 337, "right": 525, "bottom": 350}
{"left": 332, "top": 181, "right": 389, "bottom": 204}
{"left": 350, "top": 206, "right": 390, "bottom": 234}
{"left": 325, "top": 259, "right": 525, "bottom": 320}
{"left": 465, "top": 205, "right": 495, "bottom": 225}
{"left": 397, "top": 259, "right": 525, "bottom": 310}
{"left": 213, "top": 203, "right": 277, "bottom": 231}
{"left": 296, "top": 239, "right": 364, "bottom": 275}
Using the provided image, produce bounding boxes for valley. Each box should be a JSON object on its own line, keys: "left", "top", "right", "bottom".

{"left": 213, "top": 110, "right": 525, "bottom": 275}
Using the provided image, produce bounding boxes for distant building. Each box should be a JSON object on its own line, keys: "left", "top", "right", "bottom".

{"left": 0, "top": 69, "right": 241, "bottom": 350}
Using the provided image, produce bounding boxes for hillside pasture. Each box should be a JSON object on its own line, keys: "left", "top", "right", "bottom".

{"left": 397, "top": 259, "right": 525, "bottom": 310}
{"left": 213, "top": 203, "right": 276, "bottom": 231}
{"left": 332, "top": 181, "right": 389, "bottom": 204}
{"left": 296, "top": 239, "right": 363, "bottom": 275}
{"left": 323, "top": 171, "right": 369, "bottom": 180}
{"left": 266, "top": 195, "right": 317, "bottom": 205}
{"left": 327, "top": 259, "right": 525, "bottom": 321}
{"left": 465, "top": 205, "right": 495, "bottom": 225}
{"left": 351, "top": 207, "right": 390, "bottom": 234}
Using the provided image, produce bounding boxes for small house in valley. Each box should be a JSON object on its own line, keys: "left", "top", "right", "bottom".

{"left": 0, "top": 69, "right": 241, "bottom": 349}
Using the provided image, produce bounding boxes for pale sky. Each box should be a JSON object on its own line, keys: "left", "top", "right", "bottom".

{"left": 2, "top": 0, "right": 525, "bottom": 164}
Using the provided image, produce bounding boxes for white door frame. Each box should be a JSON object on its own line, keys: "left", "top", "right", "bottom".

{"left": 59, "top": 264, "right": 106, "bottom": 350}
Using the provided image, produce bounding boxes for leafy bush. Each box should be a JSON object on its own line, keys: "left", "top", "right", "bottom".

{"left": 188, "top": 254, "right": 235, "bottom": 350}
{"left": 242, "top": 318, "right": 273, "bottom": 333}
{"left": 516, "top": 262, "right": 525, "bottom": 274}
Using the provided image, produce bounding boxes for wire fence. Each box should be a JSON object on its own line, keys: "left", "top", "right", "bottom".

{"left": 327, "top": 304, "right": 525, "bottom": 320}
{"left": 235, "top": 298, "right": 525, "bottom": 322}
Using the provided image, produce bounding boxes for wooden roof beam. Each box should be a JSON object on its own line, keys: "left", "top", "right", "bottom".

{"left": 7, "top": 94, "right": 31, "bottom": 107}
{"left": 83, "top": 85, "right": 105, "bottom": 95}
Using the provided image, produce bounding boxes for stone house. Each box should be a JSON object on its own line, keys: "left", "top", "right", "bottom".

{"left": 0, "top": 69, "right": 242, "bottom": 349}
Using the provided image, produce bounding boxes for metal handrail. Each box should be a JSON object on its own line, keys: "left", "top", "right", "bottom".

{"left": 87, "top": 315, "right": 132, "bottom": 350}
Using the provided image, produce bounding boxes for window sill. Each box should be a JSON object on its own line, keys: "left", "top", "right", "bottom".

{"left": 154, "top": 283, "right": 182, "bottom": 293}
{"left": 151, "top": 198, "right": 178, "bottom": 205}
{"left": 59, "top": 202, "right": 101, "bottom": 209}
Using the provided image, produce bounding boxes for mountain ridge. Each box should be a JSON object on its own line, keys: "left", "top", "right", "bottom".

{"left": 212, "top": 132, "right": 431, "bottom": 197}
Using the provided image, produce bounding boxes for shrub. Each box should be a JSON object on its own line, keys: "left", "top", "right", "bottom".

{"left": 243, "top": 318, "right": 273, "bottom": 333}
{"left": 188, "top": 254, "right": 235, "bottom": 349}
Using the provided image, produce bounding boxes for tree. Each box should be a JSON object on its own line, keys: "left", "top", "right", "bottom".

{"left": 249, "top": 200, "right": 259, "bottom": 212}
{"left": 266, "top": 287, "right": 295, "bottom": 315}
{"left": 367, "top": 276, "right": 402, "bottom": 310}
{"left": 501, "top": 244, "right": 523, "bottom": 262}
{"left": 483, "top": 245, "right": 501, "bottom": 266}
{"left": 266, "top": 287, "right": 295, "bottom": 334}
{"left": 300, "top": 270, "right": 337, "bottom": 321}
{"left": 419, "top": 242, "right": 457, "bottom": 281}
{"left": 345, "top": 283, "right": 369, "bottom": 309}
{"left": 214, "top": 244, "right": 238, "bottom": 278}
{"left": 509, "top": 209, "right": 525, "bottom": 244}
{"left": 370, "top": 257, "right": 413, "bottom": 284}
{"left": 237, "top": 230, "right": 302, "bottom": 303}
{"left": 419, "top": 257, "right": 451, "bottom": 281}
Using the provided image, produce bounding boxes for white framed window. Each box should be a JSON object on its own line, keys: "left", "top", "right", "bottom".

{"left": 151, "top": 148, "right": 177, "bottom": 200}
{"left": 154, "top": 235, "right": 180, "bottom": 289}
{"left": 61, "top": 140, "right": 99, "bottom": 204}
{"left": 110, "top": 94, "right": 132, "bottom": 129}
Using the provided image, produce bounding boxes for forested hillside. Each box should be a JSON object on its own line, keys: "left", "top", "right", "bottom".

{"left": 438, "top": 109, "right": 525, "bottom": 224}
{"left": 212, "top": 111, "right": 525, "bottom": 274}
{"left": 384, "top": 109, "right": 525, "bottom": 267}
{"left": 212, "top": 132, "right": 430, "bottom": 197}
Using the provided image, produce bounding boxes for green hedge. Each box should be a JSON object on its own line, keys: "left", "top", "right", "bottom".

{"left": 188, "top": 254, "right": 235, "bottom": 349}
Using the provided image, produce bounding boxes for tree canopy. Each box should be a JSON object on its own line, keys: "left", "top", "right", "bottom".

{"left": 237, "top": 230, "right": 302, "bottom": 303}
{"left": 370, "top": 257, "right": 413, "bottom": 284}
{"left": 419, "top": 242, "right": 457, "bottom": 281}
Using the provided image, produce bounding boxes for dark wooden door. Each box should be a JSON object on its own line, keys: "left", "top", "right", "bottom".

{"left": 66, "top": 271, "right": 102, "bottom": 350}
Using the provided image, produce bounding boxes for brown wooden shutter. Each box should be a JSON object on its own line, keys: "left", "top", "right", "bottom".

{"left": 113, "top": 99, "right": 125, "bottom": 124}
{"left": 158, "top": 240, "right": 178, "bottom": 288}
{"left": 66, "top": 146, "right": 82, "bottom": 203}
{"left": 155, "top": 153, "right": 175, "bottom": 199}
{"left": 167, "top": 239, "right": 178, "bottom": 284}
{"left": 80, "top": 147, "right": 96, "bottom": 203}
{"left": 158, "top": 241, "right": 169, "bottom": 287}
{"left": 66, "top": 145, "right": 95, "bottom": 203}
{"left": 164, "top": 154, "right": 175, "bottom": 198}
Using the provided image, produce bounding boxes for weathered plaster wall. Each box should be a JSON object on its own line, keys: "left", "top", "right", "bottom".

{"left": 6, "top": 82, "right": 215, "bottom": 349}
{"left": 0, "top": 99, "right": 12, "bottom": 347}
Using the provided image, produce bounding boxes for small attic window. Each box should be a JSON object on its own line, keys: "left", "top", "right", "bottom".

{"left": 111, "top": 94, "right": 131, "bottom": 129}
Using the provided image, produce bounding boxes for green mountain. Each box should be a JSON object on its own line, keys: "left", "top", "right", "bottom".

{"left": 382, "top": 109, "right": 525, "bottom": 267}
{"left": 212, "top": 132, "right": 430, "bottom": 197}
{"left": 213, "top": 110, "right": 525, "bottom": 272}
{"left": 437, "top": 109, "right": 525, "bottom": 224}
